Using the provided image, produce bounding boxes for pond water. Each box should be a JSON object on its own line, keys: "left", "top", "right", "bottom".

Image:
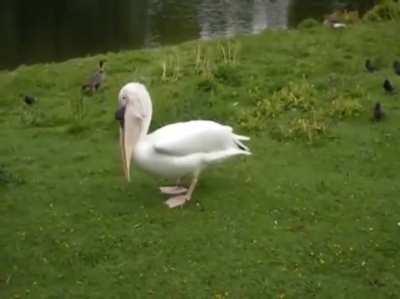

{"left": 0, "top": 0, "right": 376, "bottom": 70}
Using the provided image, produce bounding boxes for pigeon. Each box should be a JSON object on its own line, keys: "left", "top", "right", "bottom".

{"left": 393, "top": 60, "right": 400, "bottom": 76}
{"left": 383, "top": 79, "right": 395, "bottom": 94}
{"left": 23, "top": 95, "right": 36, "bottom": 105}
{"left": 365, "top": 59, "right": 377, "bottom": 73}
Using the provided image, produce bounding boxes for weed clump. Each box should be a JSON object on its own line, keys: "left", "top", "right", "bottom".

{"left": 216, "top": 41, "right": 240, "bottom": 65}
{"left": 238, "top": 79, "right": 318, "bottom": 132}
{"left": 329, "top": 96, "right": 363, "bottom": 119}
{"left": 0, "top": 165, "right": 24, "bottom": 186}
{"left": 161, "top": 52, "right": 182, "bottom": 82}
{"left": 193, "top": 41, "right": 241, "bottom": 80}
{"left": 287, "top": 115, "right": 328, "bottom": 142}
{"left": 19, "top": 104, "right": 46, "bottom": 127}
{"left": 197, "top": 78, "right": 218, "bottom": 93}
{"left": 214, "top": 64, "right": 242, "bottom": 86}
{"left": 275, "top": 80, "right": 316, "bottom": 112}
{"left": 194, "top": 44, "right": 214, "bottom": 79}
{"left": 237, "top": 77, "right": 366, "bottom": 143}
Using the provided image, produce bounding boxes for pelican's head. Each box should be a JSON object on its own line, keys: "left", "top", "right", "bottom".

{"left": 115, "top": 83, "right": 153, "bottom": 182}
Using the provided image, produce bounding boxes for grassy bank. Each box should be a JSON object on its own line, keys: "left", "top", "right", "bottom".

{"left": 1, "top": 15, "right": 400, "bottom": 299}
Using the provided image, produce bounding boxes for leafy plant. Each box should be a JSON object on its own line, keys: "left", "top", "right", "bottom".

{"left": 297, "top": 18, "right": 320, "bottom": 30}
{"left": 329, "top": 96, "right": 364, "bottom": 119}
{"left": 19, "top": 105, "right": 45, "bottom": 126}
{"left": 70, "top": 94, "right": 85, "bottom": 121}
{"left": 364, "top": 0, "right": 400, "bottom": 22}
{"left": 238, "top": 79, "right": 318, "bottom": 133}
{"left": 275, "top": 80, "right": 317, "bottom": 112}
{"left": 213, "top": 64, "right": 242, "bottom": 86}
{"left": 287, "top": 115, "right": 328, "bottom": 143}
{"left": 237, "top": 79, "right": 341, "bottom": 143}
{"left": 197, "top": 78, "right": 218, "bottom": 93}
{"left": 161, "top": 52, "right": 182, "bottom": 82}
{"left": 237, "top": 108, "right": 266, "bottom": 132}
{"left": 194, "top": 44, "right": 214, "bottom": 79}
{"left": 217, "top": 41, "right": 241, "bottom": 65}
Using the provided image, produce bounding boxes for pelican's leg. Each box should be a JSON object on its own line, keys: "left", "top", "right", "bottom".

{"left": 165, "top": 175, "right": 199, "bottom": 208}
{"left": 159, "top": 178, "right": 187, "bottom": 195}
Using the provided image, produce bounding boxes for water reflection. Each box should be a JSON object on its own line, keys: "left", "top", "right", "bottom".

{"left": 198, "top": 0, "right": 290, "bottom": 39}
{"left": 0, "top": 0, "right": 152, "bottom": 68}
{"left": 0, "top": 0, "right": 375, "bottom": 70}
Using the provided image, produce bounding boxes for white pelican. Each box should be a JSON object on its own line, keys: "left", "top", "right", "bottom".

{"left": 115, "top": 82, "right": 251, "bottom": 208}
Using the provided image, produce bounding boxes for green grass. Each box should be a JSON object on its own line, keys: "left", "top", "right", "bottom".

{"left": 1, "top": 18, "right": 400, "bottom": 298}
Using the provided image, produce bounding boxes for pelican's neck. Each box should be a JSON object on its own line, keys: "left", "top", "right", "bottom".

{"left": 136, "top": 84, "right": 153, "bottom": 141}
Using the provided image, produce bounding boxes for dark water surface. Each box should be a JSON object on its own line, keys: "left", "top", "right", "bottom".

{"left": 0, "top": 0, "right": 376, "bottom": 70}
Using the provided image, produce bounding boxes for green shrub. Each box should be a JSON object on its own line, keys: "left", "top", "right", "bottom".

{"left": 297, "top": 18, "right": 320, "bottom": 30}
{"left": 213, "top": 64, "right": 241, "bottom": 86}
{"left": 364, "top": 0, "right": 400, "bottom": 22}
{"left": 197, "top": 78, "right": 217, "bottom": 93}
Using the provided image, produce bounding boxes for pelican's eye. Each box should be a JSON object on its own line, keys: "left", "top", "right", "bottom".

{"left": 121, "top": 95, "right": 129, "bottom": 106}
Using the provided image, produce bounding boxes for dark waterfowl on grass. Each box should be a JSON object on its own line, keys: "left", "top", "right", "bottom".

{"left": 393, "top": 60, "right": 400, "bottom": 76}
{"left": 373, "top": 102, "right": 384, "bottom": 121}
{"left": 82, "top": 60, "right": 106, "bottom": 94}
{"left": 365, "top": 59, "right": 377, "bottom": 73}
{"left": 23, "top": 95, "right": 36, "bottom": 106}
{"left": 383, "top": 79, "right": 395, "bottom": 94}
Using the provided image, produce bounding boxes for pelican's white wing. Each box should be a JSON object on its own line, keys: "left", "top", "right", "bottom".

{"left": 149, "top": 120, "right": 250, "bottom": 157}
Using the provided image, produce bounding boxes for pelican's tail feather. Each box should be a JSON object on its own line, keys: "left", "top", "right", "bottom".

{"left": 234, "top": 134, "right": 250, "bottom": 141}
{"left": 203, "top": 149, "right": 251, "bottom": 165}
{"left": 233, "top": 134, "right": 251, "bottom": 153}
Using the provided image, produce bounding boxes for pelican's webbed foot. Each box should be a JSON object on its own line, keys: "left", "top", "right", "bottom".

{"left": 165, "top": 195, "right": 189, "bottom": 208}
{"left": 163, "top": 175, "right": 198, "bottom": 209}
{"left": 159, "top": 186, "right": 188, "bottom": 195}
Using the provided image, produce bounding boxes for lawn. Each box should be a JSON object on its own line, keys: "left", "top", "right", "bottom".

{"left": 1, "top": 8, "right": 400, "bottom": 299}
